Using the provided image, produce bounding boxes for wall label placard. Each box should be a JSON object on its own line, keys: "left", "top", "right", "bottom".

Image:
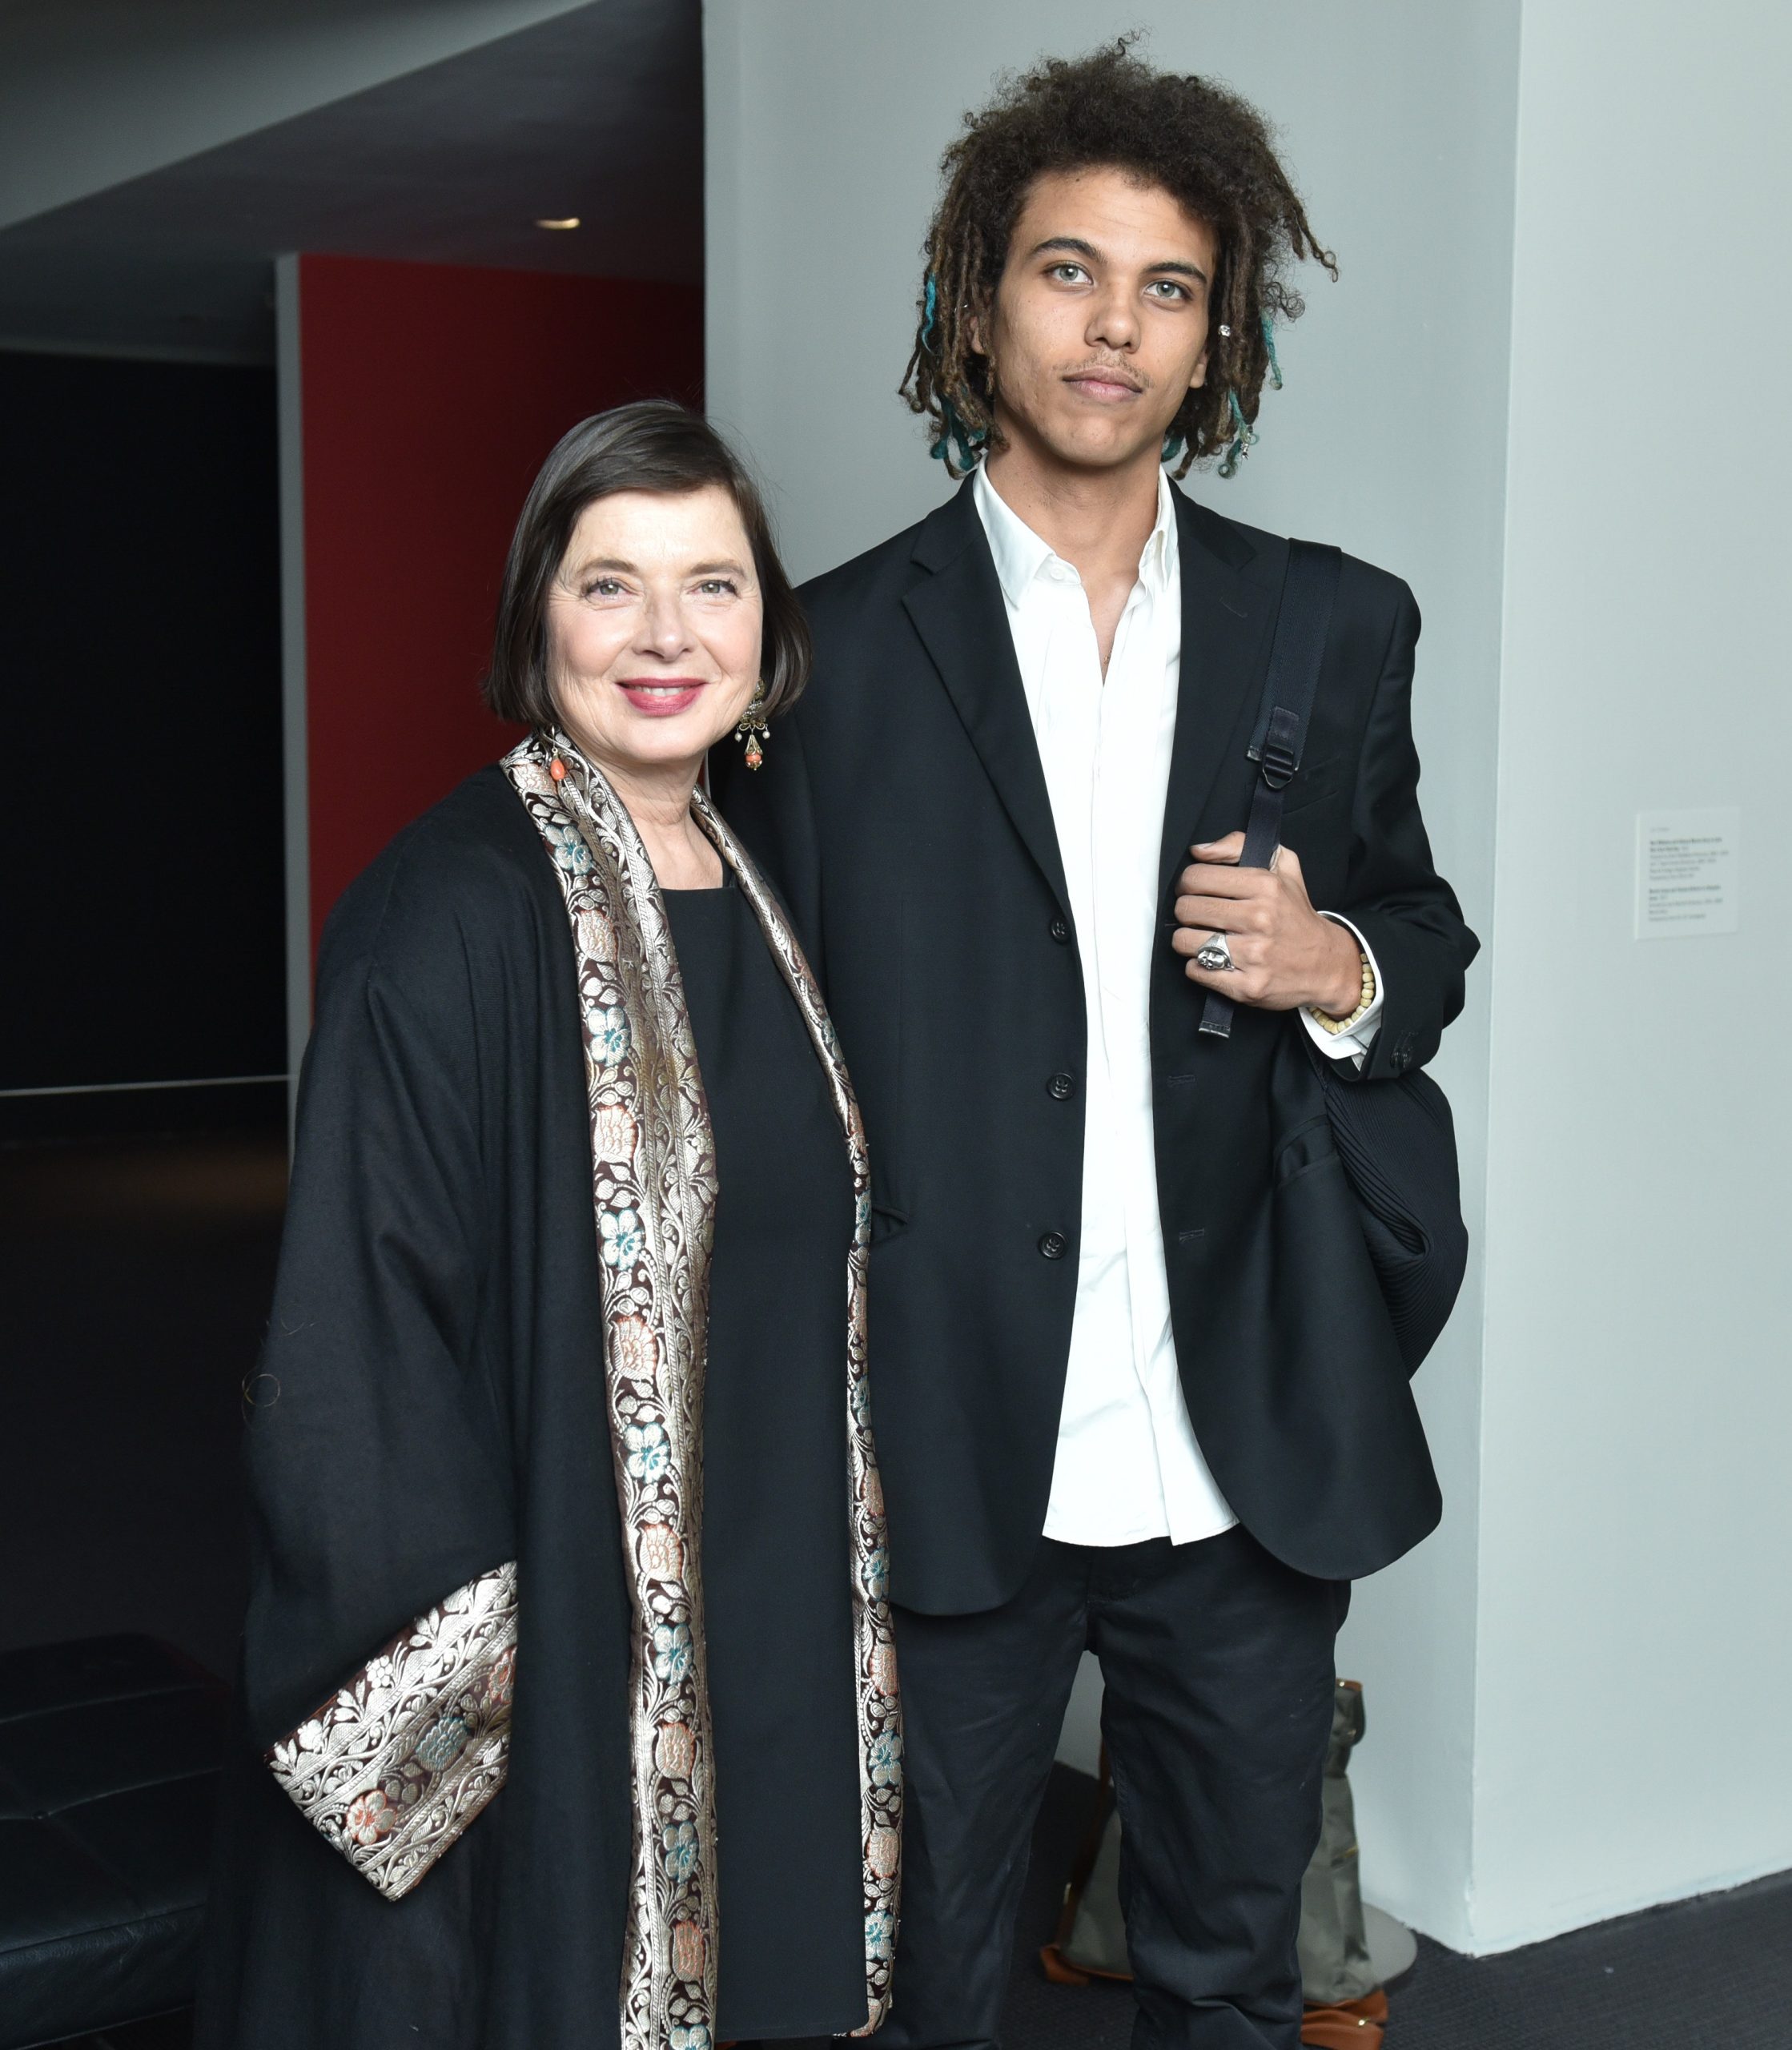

{"left": 1634, "top": 807, "right": 1740, "bottom": 939}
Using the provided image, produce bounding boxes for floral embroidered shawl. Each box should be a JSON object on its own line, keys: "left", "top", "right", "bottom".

{"left": 503, "top": 730, "right": 901, "bottom": 2048}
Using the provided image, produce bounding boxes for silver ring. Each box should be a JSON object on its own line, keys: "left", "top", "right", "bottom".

{"left": 1193, "top": 932, "right": 1237, "bottom": 973}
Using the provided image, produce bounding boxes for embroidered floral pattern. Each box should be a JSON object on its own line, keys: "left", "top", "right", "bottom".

{"left": 601, "top": 1204, "right": 645, "bottom": 1270}
{"left": 585, "top": 999, "right": 631, "bottom": 1062}
{"left": 412, "top": 1711, "right": 471, "bottom": 1772}
{"left": 594, "top": 1102, "right": 641, "bottom": 1166}
{"left": 869, "top": 1730, "right": 902, "bottom": 1787}
{"left": 653, "top": 1621, "right": 693, "bottom": 1682}
{"left": 545, "top": 821, "right": 593, "bottom": 873}
{"left": 613, "top": 1314, "right": 658, "bottom": 1387}
{"left": 265, "top": 1562, "right": 519, "bottom": 1900}
{"left": 670, "top": 1920, "right": 706, "bottom": 1987}
{"left": 345, "top": 1789, "right": 397, "bottom": 1844}
{"left": 502, "top": 733, "right": 901, "bottom": 2048}
{"left": 655, "top": 1720, "right": 697, "bottom": 1780}
{"left": 661, "top": 1819, "right": 701, "bottom": 1879}
{"left": 625, "top": 1420, "right": 670, "bottom": 1480}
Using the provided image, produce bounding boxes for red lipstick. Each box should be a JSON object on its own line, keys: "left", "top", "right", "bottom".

{"left": 616, "top": 677, "right": 708, "bottom": 717}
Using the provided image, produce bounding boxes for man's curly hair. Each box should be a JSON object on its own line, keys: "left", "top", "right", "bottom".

{"left": 900, "top": 38, "right": 1336, "bottom": 479}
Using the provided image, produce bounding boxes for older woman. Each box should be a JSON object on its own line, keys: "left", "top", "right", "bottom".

{"left": 195, "top": 404, "right": 899, "bottom": 2050}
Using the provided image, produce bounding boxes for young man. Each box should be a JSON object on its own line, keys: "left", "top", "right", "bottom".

{"left": 713, "top": 43, "right": 1476, "bottom": 2050}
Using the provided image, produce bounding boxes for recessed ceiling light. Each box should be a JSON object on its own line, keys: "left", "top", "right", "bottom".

{"left": 535, "top": 216, "right": 581, "bottom": 231}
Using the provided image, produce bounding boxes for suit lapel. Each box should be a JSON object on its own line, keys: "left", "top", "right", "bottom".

{"left": 902, "top": 486, "right": 1071, "bottom": 915}
{"left": 1155, "top": 488, "right": 1282, "bottom": 908}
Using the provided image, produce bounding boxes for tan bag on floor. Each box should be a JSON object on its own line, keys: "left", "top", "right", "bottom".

{"left": 1040, "top": 1680, "right": 1385, "bottom": 2048}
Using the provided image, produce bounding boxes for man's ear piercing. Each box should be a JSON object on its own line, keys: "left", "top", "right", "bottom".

{"left": 1218, "top": 324, "right": 1233, "bottom": 338}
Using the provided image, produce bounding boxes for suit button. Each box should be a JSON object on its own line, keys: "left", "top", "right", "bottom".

{"left": 1039, "top": 1232, "right": 1068, "bottom": 1260}
{"left": 1049, "top": 916, "right": 1071, "bottom": 944}
{"left": 1047, "top": 1072, "right": 1075, "bottom": 1100}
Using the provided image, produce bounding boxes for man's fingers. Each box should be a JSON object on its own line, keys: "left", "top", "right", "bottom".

{"left": 1190, "top": 831, "right": 1246, "bottom": 865}
{"left": 1190, "top": 834, "right": 1302, "bottom": 880}
{"left": 1173, "top": 894, "right": 1270, "bottom": 933}
{"left": 1170, "top": 927, "right": 1265, "bottom": 963}
{"left": 1175, "top": 862, "right": 1267, "bottom": 901}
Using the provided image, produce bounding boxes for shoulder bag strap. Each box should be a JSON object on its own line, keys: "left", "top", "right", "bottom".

{"left": 1198, "top": 539, "right": 1343, "bottom": 1040}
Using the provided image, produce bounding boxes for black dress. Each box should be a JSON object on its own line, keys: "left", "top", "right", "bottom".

{"left": 193, "top": 770, "right": 866, "bottom": 2049}
{"left": 662, "top": 879, "right": 862, "bottom": 2040}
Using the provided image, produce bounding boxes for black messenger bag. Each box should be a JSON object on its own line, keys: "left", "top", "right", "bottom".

{"left": 1198, "top": 541, "right": 1468, "bottom": 1373}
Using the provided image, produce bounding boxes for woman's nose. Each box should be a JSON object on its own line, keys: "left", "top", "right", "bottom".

{"left": 641, "top": 593, "right": 690, "bottom": 656}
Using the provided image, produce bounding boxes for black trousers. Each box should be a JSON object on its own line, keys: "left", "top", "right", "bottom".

{"left": 879, "top": 1527, "right": 1348, "bottom": 2050}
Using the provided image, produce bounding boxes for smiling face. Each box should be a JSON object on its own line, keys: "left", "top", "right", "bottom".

{"left": 545, "top": 484, "right": 763, "bottom": 785}
{"left": 980, "top": 165, "right": 1219, "bottom": 477}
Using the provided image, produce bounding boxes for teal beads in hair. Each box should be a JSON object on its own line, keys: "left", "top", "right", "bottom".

{"left": 920, "top": 271, "right": 986, "bottom": 468}
{"left": 1217, "top": 389, "right": 1256, "bottom": 480}
{"left": 1261, "top": 312, "right": 1284, "bottom": 391}
{"left": 930, "top": 394, "right": 988, "bottom": 470}
{"left": 1216, "top": 320, "right": 1281, "bottom": 474}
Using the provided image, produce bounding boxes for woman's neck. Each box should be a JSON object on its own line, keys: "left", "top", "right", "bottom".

{"left": 578, "top": 747, "right": 721, "bottom": 890}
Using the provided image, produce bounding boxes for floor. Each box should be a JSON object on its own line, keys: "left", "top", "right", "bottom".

{"left": 11, "top": 1123, "right": 1792, "bottom": 2050}
{"left": 45, "top": 1819, "right": 1792, "bottom": 2050}
{"left": 995, "top": 1771, "right": 1792, "bottom": 2050}
{"left": 0, "top": 1123, "right": 286, "bottom": 1682}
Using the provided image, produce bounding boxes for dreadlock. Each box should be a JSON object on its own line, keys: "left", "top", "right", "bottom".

{"left": 900, "top": 38, "right": 1336, "bottom": 479}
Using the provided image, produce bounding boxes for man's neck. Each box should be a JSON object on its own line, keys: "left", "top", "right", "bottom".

{"left": 982, "top": 436, "right": 1162, "bottom": 593}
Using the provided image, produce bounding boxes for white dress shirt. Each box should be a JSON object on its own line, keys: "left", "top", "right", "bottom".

{"left": 971, "top": 463, "right": 1382, "bottom": 1546}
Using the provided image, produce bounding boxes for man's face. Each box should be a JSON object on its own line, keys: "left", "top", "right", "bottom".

{"left": 980, "top": 166, "right": 1217, "bottom": 474}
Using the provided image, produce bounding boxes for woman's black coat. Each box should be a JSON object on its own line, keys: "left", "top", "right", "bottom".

{"left": 195, "top": 769, "right": 637, "bottom": 2048}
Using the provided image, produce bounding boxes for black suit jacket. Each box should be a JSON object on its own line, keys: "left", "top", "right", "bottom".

{"left": 713, "top": 479, "right": 1478, "bottom": 1612}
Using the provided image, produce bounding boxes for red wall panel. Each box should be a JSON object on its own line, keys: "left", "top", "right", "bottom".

{"left": 299, "top": 252, "right": 702, "bottom": 958}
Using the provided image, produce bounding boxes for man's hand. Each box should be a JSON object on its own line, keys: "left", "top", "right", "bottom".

{"left": 1171, "top": 832, "right": 1362, "bottom": 1015}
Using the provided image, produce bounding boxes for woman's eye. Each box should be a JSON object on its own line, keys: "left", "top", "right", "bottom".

{"left": 696, "top": 579, "right": 740, "bottom": 597}
{"left": 584, "top": 577, "right": 625, "bottom": 600}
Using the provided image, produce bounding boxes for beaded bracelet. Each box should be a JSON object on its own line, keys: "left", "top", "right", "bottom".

{"left": 1307, "top": 947, "right": 1377, "bottom": 1035}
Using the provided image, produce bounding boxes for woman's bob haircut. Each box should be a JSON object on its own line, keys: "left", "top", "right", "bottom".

{"left": 483, "top": 400, "right": 811, "bottom": 729}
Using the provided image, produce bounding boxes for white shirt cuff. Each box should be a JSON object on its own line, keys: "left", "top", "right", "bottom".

{"left": 1302, "top": 914, "right": 1384, "bottom": 1067}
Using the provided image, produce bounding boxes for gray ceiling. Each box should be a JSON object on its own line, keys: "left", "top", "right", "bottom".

{"left": 0, "top": 0, "right": 701, "bottom": 362}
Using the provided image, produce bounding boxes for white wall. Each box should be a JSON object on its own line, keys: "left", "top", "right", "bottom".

{"left": 0, "top": 0, "right": 593, "bottom": 231}
{"left": 1471, "top": 0, "right": 1792, "bottom": 1946}
{"left": 705, "top": 0, "right": 1792, "bottom": 1956}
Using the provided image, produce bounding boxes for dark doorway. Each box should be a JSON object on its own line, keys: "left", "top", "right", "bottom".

{"left": 0, "top": 349, "right": 284, "bottom": 1125}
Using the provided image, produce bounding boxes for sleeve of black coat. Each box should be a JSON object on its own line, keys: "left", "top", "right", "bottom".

{"left": 241, "top": 875, "right": 516, "bottom": 1749}
{"left": 1333, "top": 582, "right": 1481, "bottom": 1082}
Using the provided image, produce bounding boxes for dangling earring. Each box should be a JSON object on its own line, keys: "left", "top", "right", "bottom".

{"left": 734, "top": 688, "right": 770, "bottom": 770}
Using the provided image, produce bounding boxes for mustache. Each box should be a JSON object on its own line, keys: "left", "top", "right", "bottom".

{"left": 1063, "top": 360, "right": 1148, "bottom": 391}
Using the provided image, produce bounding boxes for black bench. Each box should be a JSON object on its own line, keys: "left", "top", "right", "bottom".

{"left": 0, "top": 1635, "right": 227, "bottom": 2050}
